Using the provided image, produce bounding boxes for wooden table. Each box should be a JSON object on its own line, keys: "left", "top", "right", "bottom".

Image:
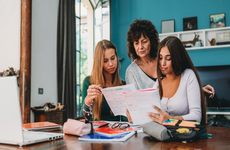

{"left": 0, "top": 126, "right": 230, "bottom": 150}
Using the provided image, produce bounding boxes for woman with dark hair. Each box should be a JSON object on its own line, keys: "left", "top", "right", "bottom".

{"left": 148, "top": 36, "right": 206, "bottom": 124}
{"left": 126, "top": 19, "right": 159, "bottom": 90}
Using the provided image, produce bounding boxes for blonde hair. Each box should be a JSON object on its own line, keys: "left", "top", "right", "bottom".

{"left": 90, "top": 39, "right": 123, "bottom": 120}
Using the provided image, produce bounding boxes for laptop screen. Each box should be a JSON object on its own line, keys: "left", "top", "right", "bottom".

{"left": 0, "top": 76, "right": 24, "bottom": 143}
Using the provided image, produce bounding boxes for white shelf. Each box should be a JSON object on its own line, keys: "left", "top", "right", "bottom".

{"left": 159, "top": 26, "right": 230, "bottom": 51}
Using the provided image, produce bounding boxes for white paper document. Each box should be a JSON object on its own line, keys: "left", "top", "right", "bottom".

{"left": 123, "top": 89, "right": 162, "bottom": 125}
{"left": 101, "top": 84, "right": 136, "bottom": 116}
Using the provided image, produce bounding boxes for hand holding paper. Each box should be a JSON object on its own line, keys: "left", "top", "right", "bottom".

{"left": 101, "top": 84, "right": 136, "bottom": 116}
{"left": 101, "top": 84, "right": 162, "bottom": 125}
{"left": 123, "top": 89, "right": 162, "bottom": 125}
{"left": 148, "top": 105, "right": 171, "bottom": 124}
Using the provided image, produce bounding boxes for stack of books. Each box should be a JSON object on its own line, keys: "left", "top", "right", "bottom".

{"left": 79, "top": 122, "right": 139, "bottom": 142}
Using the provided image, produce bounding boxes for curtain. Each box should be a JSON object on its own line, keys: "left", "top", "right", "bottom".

{"left": 57, "top": 0, "right": 76, "bottom": 123}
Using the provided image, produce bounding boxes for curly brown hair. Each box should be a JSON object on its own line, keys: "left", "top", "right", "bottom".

{"left": 127, "top": 19, "right": 159, "bottom": 60}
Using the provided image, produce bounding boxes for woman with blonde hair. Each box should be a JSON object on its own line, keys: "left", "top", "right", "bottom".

{"left": 81, "top": 39, "right": 126, "bottom": 121}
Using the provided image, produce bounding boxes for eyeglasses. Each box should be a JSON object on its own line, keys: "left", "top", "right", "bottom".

{"left": 109, "top": 122, "right": 130, "bottom": 130}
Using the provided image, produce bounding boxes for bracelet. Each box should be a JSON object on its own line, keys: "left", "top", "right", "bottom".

{"left": 83, "top": 108, "right": 92, "bottom": 116}
{"left": 84, "top": 98, "right": 94, "bottom": 108}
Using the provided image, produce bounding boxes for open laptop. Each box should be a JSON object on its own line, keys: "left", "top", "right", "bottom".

{"left": 0, "top": 76, "right": 64, "bottom": 147}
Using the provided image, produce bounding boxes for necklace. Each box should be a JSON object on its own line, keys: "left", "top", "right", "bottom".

{"left": 106, "top": 82, "right": 112, "bottom": 85}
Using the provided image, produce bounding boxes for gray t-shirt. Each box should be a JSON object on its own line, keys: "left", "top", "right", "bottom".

{"left": 125, "top": 61, "right": 156, "bottom": 90}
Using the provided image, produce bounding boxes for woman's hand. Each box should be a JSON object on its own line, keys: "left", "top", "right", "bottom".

{"left": 147, "top": 105, "right": 171, "bottom": 124}
{"left": 202, "top": 85, "right": 215, "bottom": 98}
{"left": 85, "top": 85, "right": 102, "bottom": 105}
{"left": 126, "top": 109, "right": 133, "bottom": 123}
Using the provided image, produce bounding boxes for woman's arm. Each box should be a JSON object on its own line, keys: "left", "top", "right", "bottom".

{"left": 81, "top": 77, "right": 101, "bottom": 117}
{"left": 183, "top": 70, "right": 202, "bottom": 122}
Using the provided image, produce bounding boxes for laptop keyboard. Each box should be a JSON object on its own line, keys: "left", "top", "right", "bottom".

{"left": 23, "top": 131, "right": 52, "bottom": 141}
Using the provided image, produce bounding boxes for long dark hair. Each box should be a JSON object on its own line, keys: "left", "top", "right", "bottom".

{"left": 157, "top": 36, "right": 206, "bottom": 125}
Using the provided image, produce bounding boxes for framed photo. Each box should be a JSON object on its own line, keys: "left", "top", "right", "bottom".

{"left": 161, "top": 19, "right": 175, "bottom": 33}
{"left": 183, "top": 17, "right": 197, "bottom": 31}
{"left": 210, "top": 13, "right": 225, "bottom": 28}
{"left": 216, "top": 32, "right": 230, "bottom": 42}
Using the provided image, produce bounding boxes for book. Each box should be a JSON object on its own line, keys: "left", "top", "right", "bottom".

{"left": 94, "top": 126, "right": 139, "bottom": 137}
{"left": 79, "top": 131, "right": 135, "bottom": 142}
{"left": 92, "top": 121, "right": 108, "bottom": 128}
{"left": 22, "top": 121, "right": 62, "bottom": 131}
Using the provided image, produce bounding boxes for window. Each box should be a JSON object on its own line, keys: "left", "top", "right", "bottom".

{"left": 94, "top": 0, "right": 110, "bottom": 47}
{"left": 75, "top": 0, "right": 81, "bottom": 116}
{"left": 76, "top": 0, "right": 110, "bottom": 117}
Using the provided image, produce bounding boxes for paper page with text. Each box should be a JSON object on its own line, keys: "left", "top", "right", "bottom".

{"left": 123, "top": 89, "right": 162, "bottom": 125}
{"left": 101, "top": 84, "right": 136, "bottom": 116}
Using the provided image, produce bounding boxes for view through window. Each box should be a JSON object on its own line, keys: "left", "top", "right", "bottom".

{"left": 76, "top": 0, "right": 110, "bottom": 117}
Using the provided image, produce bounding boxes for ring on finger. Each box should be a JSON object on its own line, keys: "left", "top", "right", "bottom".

{"left": 92, "top": 92, "right": 94, "bottom": 96}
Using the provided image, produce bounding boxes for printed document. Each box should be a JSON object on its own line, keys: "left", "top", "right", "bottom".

{"left": 123, "top": 89, "right": 162, "bottom": 125}
{"left": 102, "top": 84, "right": 162, "bottom": 125}
{"left": 101, "top": 84, "right": 136, "bottom": 116}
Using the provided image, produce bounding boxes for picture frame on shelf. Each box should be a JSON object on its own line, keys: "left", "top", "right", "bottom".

{"left": 216, "top": 32, "right": 230, "bottom": 45}
{"left": 183, "top": 17, "right": 197, "bottom": 31}
{"left": 161, "top": 19, "right": 175, "bottom": 33}
{"left": 210, "top": 13, "right": 225, "bottom": 28}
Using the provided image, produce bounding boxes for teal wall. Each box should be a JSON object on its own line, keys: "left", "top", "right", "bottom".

{"left": 111, "top": 0, "right": 230, "bottom": 80}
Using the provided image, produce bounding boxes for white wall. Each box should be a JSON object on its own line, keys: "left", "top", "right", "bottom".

{"left": 31, "top": 0, "right": 59, "bottom": 121}
{"left": 0, "top": 0, "right": 58, "bottom": 122}
{"left": 0, "top": 0, "right": 21, "bottom": 71}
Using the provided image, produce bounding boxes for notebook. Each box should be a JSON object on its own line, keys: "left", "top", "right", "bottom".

{"left": 94, "top": 126, "right": 139, "bottom": 137}
{"left": 0, "top": 76, "right": 64, "bottom": 147}
{"left": 23, "top": 121, "right": 62, "bottom": 131}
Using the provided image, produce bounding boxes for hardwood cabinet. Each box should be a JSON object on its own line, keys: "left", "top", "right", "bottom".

{"left": 33, "top": 110, "right": 64, "bottom": 125}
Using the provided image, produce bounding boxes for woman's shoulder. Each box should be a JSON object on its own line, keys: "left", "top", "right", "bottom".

{"left": 182, "top": 68, "right": 197, "bottom": 80}
{"left": 183, "top": 68, "right": 195, "bottom": 75}
{"left": 83, "top": 76, "right": 91, "bottom": 84}
{"left": 126, "top": 61, "right": 139, "bottom": 73}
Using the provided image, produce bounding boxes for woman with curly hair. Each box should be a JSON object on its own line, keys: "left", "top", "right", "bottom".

{"left": 126, "top": 19, "right": 159, "bottom": 90}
